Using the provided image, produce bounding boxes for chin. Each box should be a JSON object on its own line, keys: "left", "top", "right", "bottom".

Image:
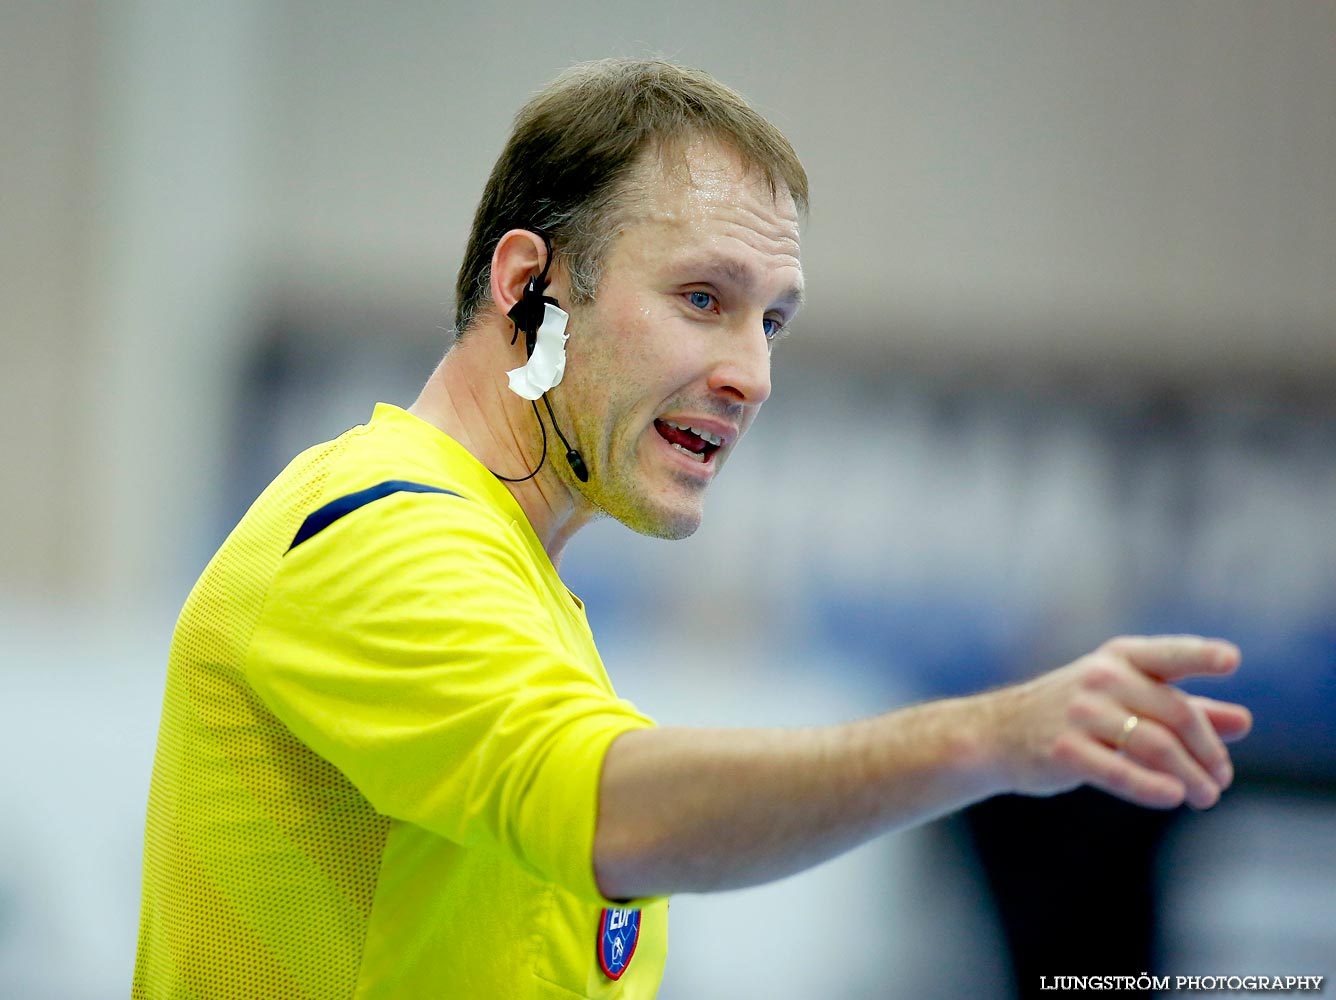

{"left": 582, "top": 457, "right": 710, "bottom": 539}
{"left": 620, "top": 504, "right": 702, "bottom": 541}
{"left": 648, "top": 511, "right": 702, "bottom": 541}
{"left": 596, "top": 489, "right": 704, "bottom": 541}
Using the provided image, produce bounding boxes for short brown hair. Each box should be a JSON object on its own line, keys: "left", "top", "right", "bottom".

{"left": 453, "top": 58, "right": 808, "bottom": 334}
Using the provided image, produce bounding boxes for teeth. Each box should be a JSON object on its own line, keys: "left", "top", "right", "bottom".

{"left": 664, "top": 420, "right": 723, "bottom": 448}
{"left": 670, "top": 441, "right": 706, "bottom": 462}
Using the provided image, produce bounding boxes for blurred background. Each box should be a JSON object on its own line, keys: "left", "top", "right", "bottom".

{"left": 3, "top": 1, "right": 1334, "bottom": 996}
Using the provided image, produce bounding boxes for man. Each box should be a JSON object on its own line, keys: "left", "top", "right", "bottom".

{"left": 134, "top": 59, "right": 1251, "bottom": 999}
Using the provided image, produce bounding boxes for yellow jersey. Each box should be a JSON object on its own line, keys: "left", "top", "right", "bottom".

{"left": 134, "top": 403, "right": 666, "bottom": 999}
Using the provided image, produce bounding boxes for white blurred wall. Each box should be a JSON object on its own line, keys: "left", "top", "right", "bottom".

{"left": 5, "top": 0, "right": 1335, "bottom": 609}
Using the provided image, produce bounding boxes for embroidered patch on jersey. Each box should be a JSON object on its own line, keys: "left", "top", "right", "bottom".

{"left": 597, "top": 907, "right": 641, "bottom": 980}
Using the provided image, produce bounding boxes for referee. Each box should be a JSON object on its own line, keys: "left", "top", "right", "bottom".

{"left": 133, "top": 59, "right": 1252, "bottom": 999}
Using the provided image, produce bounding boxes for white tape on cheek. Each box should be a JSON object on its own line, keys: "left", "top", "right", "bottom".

{"left": 505, "top": 302, "right": 570, "bottom": 400}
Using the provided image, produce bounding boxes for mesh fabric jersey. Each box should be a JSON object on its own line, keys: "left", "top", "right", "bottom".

{"left": 133, "top": 403, "right": 666, "bottom": 999}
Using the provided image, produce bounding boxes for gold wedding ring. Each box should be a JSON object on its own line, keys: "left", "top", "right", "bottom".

{"left": 1115, "top": 714, "right": 1140, "bottom": 751}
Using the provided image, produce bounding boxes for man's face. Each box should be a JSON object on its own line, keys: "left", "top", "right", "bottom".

{"left": 553, "top": 138, "right": 804, "bottom": 539}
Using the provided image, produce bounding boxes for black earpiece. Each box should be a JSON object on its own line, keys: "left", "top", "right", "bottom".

{"left": 494, "top": 233, "right": 590, "bottom": 484}
{"left": 507, "top": 274, "right": 557, "bottom": 358}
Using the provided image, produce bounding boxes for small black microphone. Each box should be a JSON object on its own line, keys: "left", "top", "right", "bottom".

{"left": 542, "top": 394, "right": 589, "bottom": 482}
{"left": 565, "top": 447, "right": 589, "bottom": 482}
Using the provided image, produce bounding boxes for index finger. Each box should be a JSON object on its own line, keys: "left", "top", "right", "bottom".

{"left": 1100, "top": 635, "right": 1241, "bottom": 682}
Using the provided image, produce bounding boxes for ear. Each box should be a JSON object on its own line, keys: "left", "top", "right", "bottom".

{"left": 490, "top": 229, "right": 553, "bottom": 318}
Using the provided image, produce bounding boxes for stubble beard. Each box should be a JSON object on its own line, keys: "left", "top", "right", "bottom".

{"left": 556, "top": 310, "right": 706, "bottom": 542}
{"left": 569, "top": 436, "right": 705, "bottom": 542}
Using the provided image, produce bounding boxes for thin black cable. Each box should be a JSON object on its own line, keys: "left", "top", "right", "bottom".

{"left": 541, "top": 394, "right": 578, "bottom": 461}
{"left": 542, "top": 393, "right": 589, "bottom": 481}
{"left": 491, "top": 400, "right": 548, "bottom": 483}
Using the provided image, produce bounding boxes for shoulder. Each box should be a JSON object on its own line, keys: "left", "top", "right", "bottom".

{"left": 287, "top": 404, "right": 522, "bottom": 558}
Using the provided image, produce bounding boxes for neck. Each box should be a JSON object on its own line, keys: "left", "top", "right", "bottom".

{"left": 409, "top": 327, "right": 595, "bottom": 565}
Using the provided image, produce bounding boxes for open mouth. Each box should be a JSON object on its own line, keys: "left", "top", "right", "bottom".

{"left": 654, "top": 419, "right": 723, "bottom": 464}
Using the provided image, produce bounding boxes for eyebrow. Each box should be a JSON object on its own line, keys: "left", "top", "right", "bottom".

{"left": 695, "top": 255, "right": 805, "bottom": 312}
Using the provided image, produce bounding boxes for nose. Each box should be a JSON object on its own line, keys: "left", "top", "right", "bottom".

{"left": 707, "top": 322, "right": 772, "bottom": 406}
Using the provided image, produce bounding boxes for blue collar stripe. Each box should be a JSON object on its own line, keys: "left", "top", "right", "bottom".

{"left": 288, "top": 480, "right": 461, "bottom": 551}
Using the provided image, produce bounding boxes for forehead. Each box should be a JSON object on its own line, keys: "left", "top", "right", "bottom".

{"left": 618, "top": 137, "right": 803, "bottom": 272}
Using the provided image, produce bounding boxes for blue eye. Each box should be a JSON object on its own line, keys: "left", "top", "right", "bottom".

{"left": 688, "top": 290, "right": 714, "bottom": 311}
{"left": 762, "top": 317, "right": 783, "bottom": 340}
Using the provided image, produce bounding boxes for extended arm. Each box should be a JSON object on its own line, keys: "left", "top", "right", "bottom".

{"left": 593, "top": 635, "right": 1252, "bottom": 900}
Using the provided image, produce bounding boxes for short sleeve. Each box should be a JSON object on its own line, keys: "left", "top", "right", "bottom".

{"left": 244, "top": 488, "right": 656, "bottom": 905}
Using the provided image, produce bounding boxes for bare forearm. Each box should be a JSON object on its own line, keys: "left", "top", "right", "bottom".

{"left": 593, "top": 695, "right": 1003, "bottom": 899}
{"left": 594, "top": 636, "right": 1252, "bottom": 901}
